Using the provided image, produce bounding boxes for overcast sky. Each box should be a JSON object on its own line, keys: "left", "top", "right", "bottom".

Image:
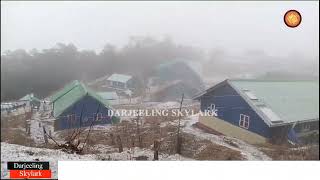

{"left": 1, "top": 1, "right": 319, "bottom": 58}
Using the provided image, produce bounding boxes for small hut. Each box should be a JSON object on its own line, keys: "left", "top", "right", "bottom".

{"left": 50, "top": 80, "right": 120, "bottom": 131}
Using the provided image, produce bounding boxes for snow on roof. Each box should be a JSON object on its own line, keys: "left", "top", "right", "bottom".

{"left": 107, "top": 74, "right": 132, "bottom": 83}
{"left": 19, "top": 93, "right": 41, "bottom": 102}
{"left": 97, "top": 91, "right": 118, "bottom": 100}
{"left": 196, "top": 79, "right": 319, "bottom": 126}
{"left": 229, "top": 79, "right": 319, "bottom": 125}
{"left": 50, "top": 80, "right": 112, "bottom": 117}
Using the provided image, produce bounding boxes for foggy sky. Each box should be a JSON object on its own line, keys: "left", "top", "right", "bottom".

{"left": 1, "top": 1, "right": 319, "bottom": 58}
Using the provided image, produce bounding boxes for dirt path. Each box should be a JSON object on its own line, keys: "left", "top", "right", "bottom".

{"left": 181, "top": 114, "right": 271, "bottom": 160}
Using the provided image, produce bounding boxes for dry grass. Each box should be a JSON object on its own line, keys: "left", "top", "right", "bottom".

{"left": 258, "top": 143, "right": 319, "bottom": 160}
{"left": 1, "top": 113, "right": 36, "bottom": 147}
{"left": 55, "top": 113, "right": 243, "bottom": 160}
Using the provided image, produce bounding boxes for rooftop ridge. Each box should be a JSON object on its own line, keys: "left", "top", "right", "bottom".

{"left": 50, "top": 80, "right": 80, "bottom": 102}
{"left": 228, "top": 78, "right": 319, "bottom": 82}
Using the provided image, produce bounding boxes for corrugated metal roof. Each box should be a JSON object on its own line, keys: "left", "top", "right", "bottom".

{"left": 50, "top": 80, "right": 80, "bottom": 102}
{"left": 51, "top": 80, "right": 111, "bottom": 117}
{"left": 228, "top": 79, "right": 319, "bottom": 126}
{"left": 19, "top": 93, "right": 41, "bottom": 102}
{"left": 107, "top": 74, "right": 132, "bottom": 83}
{"left": 97, "top": 92, "right": 118, "bottom": 100}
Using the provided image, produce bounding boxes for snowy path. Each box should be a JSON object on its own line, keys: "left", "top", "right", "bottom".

{"left": 29, "top": 112, "right": 55, "bottom": 145}
{"left": 29, "top": 112, "right": 46, "bottom": 144}
{"left": 181, "top": 114, "right": 271, "bottom": 160}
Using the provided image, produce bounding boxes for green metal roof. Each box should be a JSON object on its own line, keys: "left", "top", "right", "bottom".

{"left": 50, "top": 80, "right": 80, "bottom": 102}
{"left": 107, "top": 74, "right": 132, "bottom": 83}
{"left": 19, "top": 93, "right": 41, "bottom": 102}
{"left": 51, "top": 80, "right": 112, "bottom": 117}
{"left": 228, "top": 79, "right": 319, "bottom": 126}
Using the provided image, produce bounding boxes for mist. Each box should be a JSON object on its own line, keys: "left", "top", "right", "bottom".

{"left": 1, "top": 1, "right": 319, "bottom": 101}
{"left": 1, "top": 1, "right": 318, "bottom": 56}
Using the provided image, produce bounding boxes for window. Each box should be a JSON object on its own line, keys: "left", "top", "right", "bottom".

{"left": 239, "top": 114, "right": 250, "bottom": 129}
{"left": 208, "top": 104, "right": 215, "bottom": 111}
{"left": 95, "top": 113, "right": 103, "bottom": 121}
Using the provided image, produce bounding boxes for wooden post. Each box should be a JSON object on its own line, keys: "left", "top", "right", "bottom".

{"left": 131, "top": 135, "right": 135, "bottom": 147}
{"left": 28, "top": 123, "right": 31, "bottom": 135}
{"left": 110, "top": 133, "right": 115, "bottom": 145}
{"left": 43, "top": 126, "right": 48, "bottom": 145}
{"left": 139, "top": 136, "right": 143, "bottom": 148}
{"left": 153, "top": 140, "right": 160, "bottom": 160}
{"left": 176, "top": 93, "right": 184, "bottom": 154}
{"left": 136, "top": 113, "right": 143, "bottom": 148}
{"left": 117, "top": 135, "right": 123, "bottom": 153}
{"left": 25, "top": 115, "right": 28, "bottom": 133}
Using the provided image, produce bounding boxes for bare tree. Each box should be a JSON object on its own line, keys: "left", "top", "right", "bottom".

{"left": 136, "top": 111, "right": 143, "bottom": 148}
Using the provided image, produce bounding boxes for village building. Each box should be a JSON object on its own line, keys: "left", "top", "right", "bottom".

{"left": 150, "top": 80, "right": 200, "bottom": 102}
{"left": 106, "top": 74, "right": 134, "bottom": 90}
{"left": 150, "top": 60, "right": 205, "bottom": 101}
{"left": 19, "top": 93, "right": 41, "bottom": 109}
{"left": 194, "top": 79, "right": 319, "bottom": 144}
{"left": 50, "top": 80, "right": 119, "bottom": 131}
{"left": 97, "top": 91, "right": 119, "bottom": 104}
{"left": 97, "top": 91, "right": 119, "bottom": 100}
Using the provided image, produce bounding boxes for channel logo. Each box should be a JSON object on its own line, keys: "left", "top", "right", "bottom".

{"left": 7, "top": 161, "right": 51, "bottom": 179}
{"left": 284, "top": 9, "right": 302, "bottom": 28}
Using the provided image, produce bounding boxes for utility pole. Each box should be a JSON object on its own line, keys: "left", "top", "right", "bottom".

{"left": 176, "top": 93, "right": 184, "bottom": 154}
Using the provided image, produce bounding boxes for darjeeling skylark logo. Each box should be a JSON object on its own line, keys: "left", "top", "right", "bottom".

{"left": 284, "top": 10, "right": 302, "bottom": 28}
{"left": 7, "top": 161, "right": 51, "bottom": 179}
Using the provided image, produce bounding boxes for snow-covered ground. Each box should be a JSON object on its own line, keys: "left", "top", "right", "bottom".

{"left": 1, "top": 101, "right": 271, "bottom": 179}
{"left": 151, "top": 101, "right": 181, "bottom": 109}
{"left": 146, "top": 101, "right": 198, "bottom": 110}
{"left": 28, "top": 112, "right": 55, "bottom": 145}
{"left": 1, "top": 142, "right": 191, "bottom": 179}
{"left": 1, "top": 142, "right": 96, "bottom": 179}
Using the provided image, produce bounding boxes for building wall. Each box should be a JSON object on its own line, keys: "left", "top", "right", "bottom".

{"left": 199, "top": 115, "right": 268, "bottom": 144}
{"left": 294, "top": 121, "right": 319, "bottom": 133}
{"left": 113, "top": 81, "right": 126, "bottom": 89}
{"left": 126, "top": 79, "right": 134, "bottom": 89}
{"left": 54, "top": 95, "right": 114, "bottom": 131}
{"left": 199, "top": 82, "right": 271, "bottom": 139}
{"left": 294, "top": 121, "right": 319, "bottom": 137}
